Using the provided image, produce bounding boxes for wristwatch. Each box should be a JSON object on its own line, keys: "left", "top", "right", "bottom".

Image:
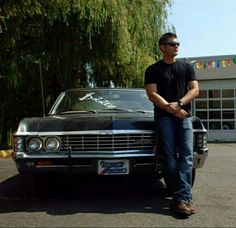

{"left": 178, "top": 100, "right": 184, "bottom": 108}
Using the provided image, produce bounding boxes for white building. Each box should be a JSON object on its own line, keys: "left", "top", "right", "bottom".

{"left": 183, "top": 54, "right": 236, "bottom": 142}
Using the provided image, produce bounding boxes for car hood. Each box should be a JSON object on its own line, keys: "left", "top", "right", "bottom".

{"left": 16, "top": 113, "right": 155, "bottom": 133}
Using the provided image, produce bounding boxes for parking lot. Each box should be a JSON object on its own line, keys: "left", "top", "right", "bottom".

{"left": 0, "top": 143, "right": 236, "bottom": 227}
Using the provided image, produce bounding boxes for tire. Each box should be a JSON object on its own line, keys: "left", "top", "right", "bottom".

{"left": 191, "top": 168, "right": 196, "bottom": 187}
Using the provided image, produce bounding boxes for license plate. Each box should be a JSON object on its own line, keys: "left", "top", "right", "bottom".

{"left": 98, "top": 159, "right": 129, "bottom": 175}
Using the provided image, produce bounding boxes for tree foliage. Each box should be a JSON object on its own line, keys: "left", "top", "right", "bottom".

{"left": 0, "top": 0, "right": 172, "bottom": 147}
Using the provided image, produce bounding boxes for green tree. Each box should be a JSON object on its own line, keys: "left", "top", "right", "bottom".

{"left": 0, "top": 0, "right": 172, "bottom": 148}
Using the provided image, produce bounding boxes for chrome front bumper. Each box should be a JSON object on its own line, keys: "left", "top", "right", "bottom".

{"left": 13, "top": 147, "right": 208, "bottom": 174}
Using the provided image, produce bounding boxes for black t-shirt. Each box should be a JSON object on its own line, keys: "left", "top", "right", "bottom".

{"left": 144, "top": 60, "right": 197, "bottom": 117}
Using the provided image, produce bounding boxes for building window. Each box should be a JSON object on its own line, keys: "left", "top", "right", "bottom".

{"left": 194, "top": 89, "right": 235, "bottom": 130}
{"left": 222, "top": 111, "right": 234, "bottom": 119}
{"left": 196, "top": 111, "right": 207, "bottom": 119}
{"left": 222, "top": 89, "right": 234, "bottom": 97}
{"left": 195, "top": 100, "right": 207, "bottom": 109}
{"left": 209, "top": 111, "right": 221, "bottom": 119}
{"left": 222, "top": 121, "right": 235, "bottom": 129}
{"left": 209, "top": 121, "right": 221, "bottom": 130}
{"left": 209, "top": 90, "right": 220, "bottom": 98}
{"left": 222, "top": 100, "right": 234, "bottom": 108}
{"left": 209, "top": 100, "right": 220, "bottom": 109}
{"left": 198, "top": 90, "right": 207, "bottom": 98}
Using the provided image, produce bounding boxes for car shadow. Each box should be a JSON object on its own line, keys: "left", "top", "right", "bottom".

{"left": 0, "top": 173, "right": 177, "bottom": 218}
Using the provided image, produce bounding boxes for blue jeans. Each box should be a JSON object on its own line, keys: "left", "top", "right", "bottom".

{"left": 156, "top": 116, "right": 193, "bottom": 204}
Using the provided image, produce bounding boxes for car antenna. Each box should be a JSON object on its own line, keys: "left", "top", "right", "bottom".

{"left": 39, "top": 58, "right": 46, "bottom": 117}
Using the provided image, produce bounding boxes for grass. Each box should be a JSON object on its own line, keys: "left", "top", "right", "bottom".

{"left": 0, "top": 149, "right": 13, "bottom": 158}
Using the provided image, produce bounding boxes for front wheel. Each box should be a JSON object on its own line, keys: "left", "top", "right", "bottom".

{"left": 191, "top": 168, "right": 196, "bottom": 187}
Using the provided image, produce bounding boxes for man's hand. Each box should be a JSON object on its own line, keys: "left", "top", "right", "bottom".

{"left": 166, "top": 102, "right": 181, "bottom": 114}
{"left": 174, "top": 109, "right": 188, "bottom": 119}
{"left": 165, "top": 102, "right": 188, "bottom": 119}
{"left": 170, "top": 102, "right": 181, "bottom": 111}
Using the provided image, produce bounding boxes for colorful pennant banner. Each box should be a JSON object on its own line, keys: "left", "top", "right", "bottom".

{"left": 192, "top": 57, "right": 236, "bottom": 70}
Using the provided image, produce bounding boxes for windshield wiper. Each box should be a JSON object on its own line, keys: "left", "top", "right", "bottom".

{"left": 100, "top": 108, "right": 153, "bottom": 113}
{"left": 133, "top": 110, "right": 153, "bottom": 113}
{"left": 102, "top": 108, "right": 134, "bottom": 112}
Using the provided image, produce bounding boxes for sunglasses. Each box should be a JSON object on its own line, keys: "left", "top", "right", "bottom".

{"left": 163, "top": 42, "right": 180, "bottom": 47}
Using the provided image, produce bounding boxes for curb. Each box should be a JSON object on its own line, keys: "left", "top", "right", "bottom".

{"left": 0, "top": 150, "right": 13, "bottom": 159}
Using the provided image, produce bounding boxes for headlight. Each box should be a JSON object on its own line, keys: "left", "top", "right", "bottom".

{"left": 44, "top": 137, "right": 61, "bottom": 152}
{"left": 28, "top": 137, "right": 43, "bottom": 152}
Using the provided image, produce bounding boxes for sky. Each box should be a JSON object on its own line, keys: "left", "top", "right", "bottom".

{"left": 167, "top": 0, "right": 236, "bottom": 58}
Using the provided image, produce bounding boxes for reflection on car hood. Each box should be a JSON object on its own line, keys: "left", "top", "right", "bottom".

{"left": 17, "top": 113, "right": 155, "bottom": 133}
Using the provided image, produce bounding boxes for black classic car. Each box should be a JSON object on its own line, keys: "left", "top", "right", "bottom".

{"left": 13, "top": 88, "right": 208, "bottom": 184}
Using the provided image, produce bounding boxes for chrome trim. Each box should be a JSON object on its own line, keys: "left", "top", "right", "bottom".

{"left": 35, "top": 163, "right": 155, "bottom": 168}
{"left": 35, "top": 164, "right": 92, "bottom": 168}
{"left": 15, "top": 129, "right": 207, "bottom": 136}
{"left": 15, "top": 152, "right": 207, "bottom": 170}
{"left": 14, "top": 152, "right": 155, "bottom": 159}
{"left": 193, "top": 129, "right": 207, "bottom": 133}
{"left": 14, "top": 129, "right": 155, "bottom": 136}
{"left": 15, "top": 131, "right": 157, "bottom": 154}
{"left": 59, "top": 133, "right": 156, "bottom": 152}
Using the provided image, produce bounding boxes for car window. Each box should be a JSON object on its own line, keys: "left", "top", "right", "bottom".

{"left": 50, "top": 89, "right": 153, "bottom": 114}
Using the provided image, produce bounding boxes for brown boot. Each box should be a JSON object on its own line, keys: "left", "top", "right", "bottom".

{"left": 187, "top": 201, "right": 196, "bottom": 214}
{"left": 170, "top": 201, "right": 192, "bottom": 216}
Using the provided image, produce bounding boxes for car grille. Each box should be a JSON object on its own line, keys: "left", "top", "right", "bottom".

{"left": 59, "top": 133, "right": 156, "bottom": 153}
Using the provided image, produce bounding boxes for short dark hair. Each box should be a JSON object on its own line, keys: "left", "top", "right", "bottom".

{"left": 158, "top": 32, "right": 177, "bottom": 46}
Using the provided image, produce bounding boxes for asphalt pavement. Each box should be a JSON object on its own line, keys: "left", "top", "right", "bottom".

{"left": 0, "top": 143, "right": 236, "bottom": 227}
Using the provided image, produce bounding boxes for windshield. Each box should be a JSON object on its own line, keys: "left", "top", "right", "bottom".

{"left": 49, "top": 89, "right": 153, "bottom": 115}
